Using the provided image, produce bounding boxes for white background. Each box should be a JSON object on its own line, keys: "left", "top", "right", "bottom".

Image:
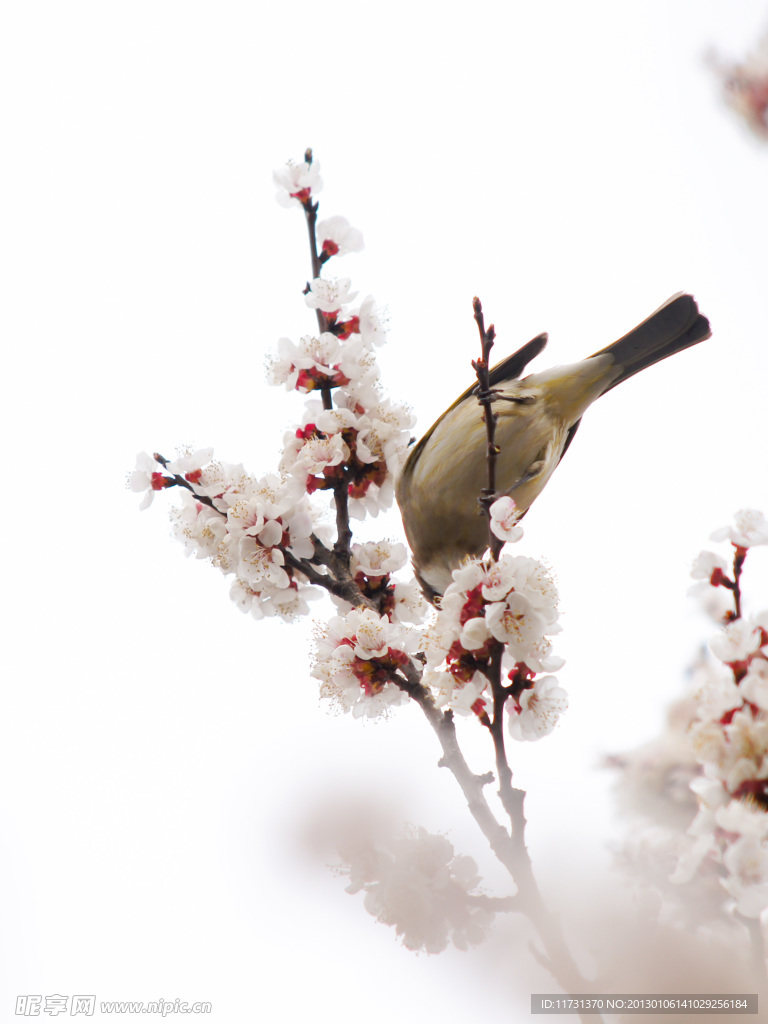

{"left": 2, "top": 1, "right": 768, "bottom": 1021}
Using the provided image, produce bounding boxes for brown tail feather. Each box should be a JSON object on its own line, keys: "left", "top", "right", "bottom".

{"left": 589, "top": 293, "right": 711, "bottom": 394}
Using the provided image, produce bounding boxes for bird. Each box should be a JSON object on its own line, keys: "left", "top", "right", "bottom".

{"left": 396, "top": 292, "right": 711, "bottom": 604}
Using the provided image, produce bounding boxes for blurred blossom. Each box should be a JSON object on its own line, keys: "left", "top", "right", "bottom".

{"left": 710, "top": 33, "right": 768, "bottom": 142}
{"left": 346, "top": 824, "right": 495, "bottom": 953}
{"left": 711, "top": 508, "right": 768, "bottom": 548}
{"left": 613, "top": 513, "right": 768, "bottom": 926}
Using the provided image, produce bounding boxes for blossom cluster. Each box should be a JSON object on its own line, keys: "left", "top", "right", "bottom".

{"left": 129, "top": 155, "right": 572, "bottom": 736}
{"left": 342, "top": 824, "right": 495, "bottom": 953}
{"left": 309, "top": 540, "right": 427, "bottom": 717}
{"left": 129, "top": 448, "right": 323, "bottom": 621}
{"left": 128, "top": 154, "right": 436, "bottom": 727}
{"left": 613, "top": 512, "right": 768, "bottom": 924}
{"left": 269, "top": 158, "right": 413, "bottom": 521}
{"left": 312, "top": 604, "right": 415, "bottom": 719}
{"left": 710, "top": 30, "right": 768, "bottom": 142}
{"left": 673, "top": 511, "right": 768, "bottom": 918}
{"left": 421, "top": 550, "right": 568, "bottom": 740}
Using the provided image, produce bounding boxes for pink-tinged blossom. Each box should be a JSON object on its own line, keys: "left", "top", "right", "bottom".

{"left": 620, "top": 514, "right": 768, "bottom": 924}
{"left": 709, "top": 618, "right": 764, "bottom": 663}
{"left": 690, "top": 550, "right": 729, "bottom": 580}
{"left": 273, "top": 158, "right": 323, "bottom": 207}
{"left": 422, "top": 553, "right": 564, "bottom": 714}
{"left": 476, "top": 559, "right": 518, "bottom": 603}
{"left": 507, "top": 675, "right": 569, "bottom": 741}
{"left": 267, "top": 334, "right": 346, "bottom": 392}
{"left": 304, "top": 277, "right": 357, "bottom": 315}
{"left": 711, "top": 36, "right": 768, "bottom": 142}
{"left": 711, "top": 509, "right": 768, "bottom": 548}
{"left": 489, "top": 496, "right": 524, "bottom": 543}
{"left": 316, "top": 215, "right": 364, "bottom": 258}
{"left": 128, "top": 452, "right": 166, "bottom": 510}
{"left": 338, "top": 295, "right": 389, "bottom": 347}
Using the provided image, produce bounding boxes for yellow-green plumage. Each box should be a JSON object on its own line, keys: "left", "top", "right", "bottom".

{"left": 396, "top": 293, "right": 711, "bottom": 602}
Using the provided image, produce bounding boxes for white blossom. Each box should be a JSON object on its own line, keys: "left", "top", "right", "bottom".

{"left": 741, "top": 658, "right": 768, "bottom": 711}
{"left": 715, "top": 801, "right": 768, "bottom": 839}
{"left": 691, "top": 550, "right": 728, "bottom": 581}
{"left": 165, "top": 447, "right": 214, "bottom": 475}
{"left": 486, "top": 593, "right": 547, "bottom": 659}
{"left": 721, "top": 835, "right": 768, "bottom": 917}
{"left": 709, "top": 618, "right": 764, "bottom": 663}
{"left": 273, "top": 158, "right": 322, "bottom": 207}
{"left": 460, "top": 616, "right": 491, "bottom": 651}
{"left": 426, "top": 670, "right": 487, "bottom": 715}
{"left": 237, "top": 537, "right": 290, "bottom": 590}
{"left": 295, "top": 434, "right": 350, "bottom": 476}
{"left": 304, "top": 277, "right": 357, "bottom": 314}
{"left": 351, "top": 540, "right": 408, "bottom": 577}
{"left": 267, "top": 333, "right": 342, "bottom": 390}
{"left": 128, "top": 451, "right": 163, "bottom": 510}
{"left": 489, "top": 496, "right": 524, "bottom": 543}
{"left": 711, "top": 509, "right": 768, "bottom": 548}
{"left": 349, "top": 295, "right": 389, "bottom": 347}
{"left": 316, "top": 215, "right": 364, "bottom": 257}
{"left": 693, "top": 672, "right": 743, "bottom": 723}
{"left": 348, "top": 826, "right": 494, "bottom": 953}
{"left": 312, "top": 607, "right": 414, "bottom": 719}
{"left": 507, "top": 676, "right": 569, "bottom": 741}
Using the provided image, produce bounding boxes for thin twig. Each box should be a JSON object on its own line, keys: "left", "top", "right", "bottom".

{"left": 152, "top": 454, "right": 226, "bottom": 516}
{"left": 301, "top": 149, "right": 330, "bottom": 340}
{"left": 732, "top": 545, "right": 746, "bottom": 620}
{"left": 472, "top": 296, "right": 503, "bottom": 562}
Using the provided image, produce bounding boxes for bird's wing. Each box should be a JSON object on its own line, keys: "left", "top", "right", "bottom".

{"left": 556, "top": 418, "right": 582, "bottom": 468}
{"left": 488, "top": 332, "right": 549, "bottom": 388}
{"left": 401, "top": 332, "right": 549, "bottom": 477}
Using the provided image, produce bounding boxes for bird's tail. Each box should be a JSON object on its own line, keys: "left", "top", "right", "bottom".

{"left": 588, "top": 293, "right": 711, "bottom": 393}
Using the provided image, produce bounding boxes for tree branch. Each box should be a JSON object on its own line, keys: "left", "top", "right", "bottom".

{"left": 472, "top": 296, "right": 503, "bottom": 562}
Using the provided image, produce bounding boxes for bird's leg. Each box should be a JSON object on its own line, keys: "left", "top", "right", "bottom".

{"left": 472, "top": 386, "right": 536, "bottom": 406}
